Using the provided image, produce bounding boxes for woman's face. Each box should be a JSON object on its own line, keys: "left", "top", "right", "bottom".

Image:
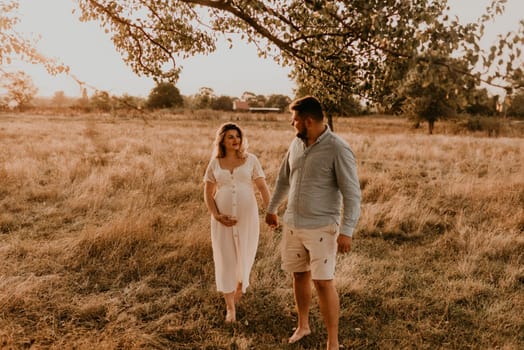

{"left": 222, "top": 129, "right": 241, "bottom": 153}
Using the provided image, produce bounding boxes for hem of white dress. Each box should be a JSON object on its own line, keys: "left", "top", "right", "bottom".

{"left": 217, "top": 283, "right": 250, "bottom": 294}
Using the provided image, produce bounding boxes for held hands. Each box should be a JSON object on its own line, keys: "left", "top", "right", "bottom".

{"left": 265, "top": 213, "right": 279, "bottom": 229}
{"left": 215, "top": 214, "right": 237, "bottom": 227}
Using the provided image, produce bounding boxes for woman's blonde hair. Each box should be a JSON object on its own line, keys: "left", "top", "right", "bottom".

{"left": 213, "top": 122, "right": 248, "bottom": 158}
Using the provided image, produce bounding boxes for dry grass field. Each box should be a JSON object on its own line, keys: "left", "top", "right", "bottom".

{"left": 0, "top": 112, "right": 522, "bottom": 349}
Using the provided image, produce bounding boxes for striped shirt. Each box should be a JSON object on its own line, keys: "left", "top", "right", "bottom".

{"left": 268, "top": 126, "right": 361, "bottom": 237}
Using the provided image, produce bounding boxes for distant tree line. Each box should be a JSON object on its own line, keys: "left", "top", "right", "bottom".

{"left": 1, "top": 78, "right": 294, "bottom": 114}
{"left": 3, "top": 76, "right": 524, "bottom": 133}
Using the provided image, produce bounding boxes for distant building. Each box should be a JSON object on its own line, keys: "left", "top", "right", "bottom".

{"left": 233, "top": 100, "right": 250, "bottom": 111}
{"left": 233, "top": 100, "right": 281, "bottom": 113}
{"left": 248, "top": 107, "right": 281, "bottom": 113}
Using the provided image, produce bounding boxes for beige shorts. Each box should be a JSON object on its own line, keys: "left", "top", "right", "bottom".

{"left": 281, "top": 223, "right": 339, "bottom": 280}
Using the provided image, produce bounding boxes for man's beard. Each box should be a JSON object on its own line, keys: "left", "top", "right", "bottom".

{"left": 296, "top": 127, "right": 308, "bottom": 141}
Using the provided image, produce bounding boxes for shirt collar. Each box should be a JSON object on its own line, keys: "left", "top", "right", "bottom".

{"left": 316, "top": 125, "right": 331, "bottom": 144}
{"left": 307, "top": 124, "right": 329, "bottom": 146}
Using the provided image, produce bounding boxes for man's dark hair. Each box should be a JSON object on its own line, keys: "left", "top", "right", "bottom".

{"left": 289, "top": 96, "right": 324, "bottom": 121}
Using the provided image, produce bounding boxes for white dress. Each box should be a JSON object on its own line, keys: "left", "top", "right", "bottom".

{"left": 204, "top": 153, "right": 265, "bottom": 293}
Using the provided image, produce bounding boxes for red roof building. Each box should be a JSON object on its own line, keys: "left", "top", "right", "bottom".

{"left": 233, "top": 100, "right": 250, "bottom": 111}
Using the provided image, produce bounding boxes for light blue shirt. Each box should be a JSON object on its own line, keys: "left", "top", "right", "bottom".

{"left": 268, "top": 126, "right": 361, "bottom": 237}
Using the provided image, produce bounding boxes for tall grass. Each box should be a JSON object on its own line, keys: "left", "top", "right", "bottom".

{"left": 0, "top": 113, "right": 522, "bottom": 349}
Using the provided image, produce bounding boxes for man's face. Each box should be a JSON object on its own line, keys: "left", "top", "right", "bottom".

{"left": 291, "top": 110, "right": 307, "bottom": 140}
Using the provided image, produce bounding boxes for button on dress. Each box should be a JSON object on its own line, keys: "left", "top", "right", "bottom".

{"left": 204, "top": 153, "right": 265, "bottom": 293}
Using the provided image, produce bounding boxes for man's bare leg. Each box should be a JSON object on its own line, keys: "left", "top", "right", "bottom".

{"left": 224, "top": 292, "right": 236, "bottom": 323}
{"left": 289, "top": 271, "right": 312, "bottom": 343}
{"left": 313, "top": 279, "right": 340, "bottom": 350}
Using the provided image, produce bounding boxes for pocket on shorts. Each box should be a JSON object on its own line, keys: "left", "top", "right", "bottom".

{"left": 320, "top": 223, "right": 339, "bottom": 236}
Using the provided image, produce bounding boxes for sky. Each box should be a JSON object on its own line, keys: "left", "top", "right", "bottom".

{"left": 10, "top": 0, "right": 524, "bottom": 99}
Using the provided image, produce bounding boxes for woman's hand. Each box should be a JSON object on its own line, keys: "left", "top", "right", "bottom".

{"left": 215, "top": 214, "right": 238, "bottom": 227}
{"left": 265, "top": 213, "right": 278, "bottom": 229}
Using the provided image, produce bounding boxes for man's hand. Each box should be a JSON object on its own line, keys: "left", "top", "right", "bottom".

{"left": 337, "top": 235, "right": 352, "bottom": 254}
{"left": 265, "top": 213, "right": 279, "bottom": 228}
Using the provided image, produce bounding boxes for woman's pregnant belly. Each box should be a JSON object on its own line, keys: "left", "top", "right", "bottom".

{"left": 215, "top": 185, "right": 256, "bottom": 216}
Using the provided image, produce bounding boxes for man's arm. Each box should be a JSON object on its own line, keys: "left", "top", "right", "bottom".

{"left": 334, "top": 143, "right": 361, "bottom": 237}
{"left": 265, "top": 151, "right": 291, "bottom": 227}
{"left": 267, "top": 151, "right": 291, "bottom": 214}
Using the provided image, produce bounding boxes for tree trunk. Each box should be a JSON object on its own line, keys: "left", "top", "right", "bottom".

{"left": 428, "top": 120, "right": 434, "bottom": 134}
{"left": 327, "top": 113, "right": 334, "bottom": 131}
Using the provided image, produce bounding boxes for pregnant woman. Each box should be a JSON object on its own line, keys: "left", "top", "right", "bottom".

{"left": 203, "top": 122, "right": 270, "bottom": 323}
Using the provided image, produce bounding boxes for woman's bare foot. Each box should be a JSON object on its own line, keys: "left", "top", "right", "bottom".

{"left": 225, "top": 309, "right": 236, "bottom": 323}
{"left": 224, "top": 292, "right": 236, "bottom": 323}
{"left": 288, "top": 327, "right": 311, "bottom": 343}
{"left": 234, "top": 283, "right": 243, "bottom": 303}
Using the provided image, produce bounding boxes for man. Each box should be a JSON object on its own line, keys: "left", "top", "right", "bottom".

{"left": 265, "top": 96, "right": 361, "bottom": 350}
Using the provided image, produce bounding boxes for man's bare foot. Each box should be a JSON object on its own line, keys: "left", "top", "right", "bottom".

{"left": 288, "top": 327, "right": 311, "bottom": 343}
{"left": 234, "top": 283, "right": 243, "bottom": 303}
{"left": 225, "top": 309, "right": 236, "bottom": 323}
